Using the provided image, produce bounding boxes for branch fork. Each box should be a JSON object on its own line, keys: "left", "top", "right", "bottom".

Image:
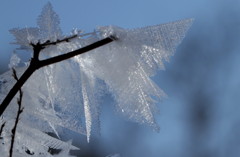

{"left": 0, "top": 35, "right": 116, "bottom": 116}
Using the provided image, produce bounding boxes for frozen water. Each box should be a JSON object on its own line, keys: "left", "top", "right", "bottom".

{"left": 1, "top": 2, "right": 192, "bottom": 156}
{"left": 91, "top": 19, "right": 193, "bottom": 130}
{"left": 0, "top": 115, "right": 79, "bottom": 157}
{"left": 37, "top": 2, "right": 62, "bottom": 42}
{"left": 9, "top": 2, "right": 62, "bottom": 50}
{"left": 9, "top": 27, "right": 40, "bottom": 50}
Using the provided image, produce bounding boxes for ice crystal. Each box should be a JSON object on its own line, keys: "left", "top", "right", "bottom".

{"left": 90, "top": 19, "right": 193, "bottom": 130}
{"left": 9, "top": 27, "right": 40, "bottom": 50}
{"left": 37, "top": 2, "right": 62, "bottom": 41}
{"left": 1, "top": 2, "right": 193, "bottom": 156}
{"left": 9, "top": 2, "right": 62, "bottom": 50}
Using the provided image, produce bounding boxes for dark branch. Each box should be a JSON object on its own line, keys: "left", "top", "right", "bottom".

{"left": 39, "top": 35, "right": 115, "bottom": 67}
{"left": 30, "top": 34, "right": 79, "bottom": 61}
{"left": 30, "top": 34, "right": 78, "bottom": 48}
{"left": 9, "top": 68, "right": 24, "bottom": 157}
{"left": 0, "top": 65, "right": 35, "bottom": 116}
{"left": 0, "top": 121, "right": 5, "bottom": 137}
{"left": 41, "top": 34, "right": 78, "bottom": 47}
{"left": 0, "top": 36, "right": 116, "bottom": 116}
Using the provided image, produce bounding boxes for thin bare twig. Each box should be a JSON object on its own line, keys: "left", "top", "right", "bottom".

{"left": 30, "top": 34, "right": 78, "bottom": 48}
{"left": 9, "top": 68, "right": 24, "bottom": 157}
{"left": 0, "top": 121, "right": 5, "bottom": 137}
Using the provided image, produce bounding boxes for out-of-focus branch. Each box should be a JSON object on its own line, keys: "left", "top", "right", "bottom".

{"left": 0, "top": 121, "right": 5, "bottom": 137}
{"left": 9, "top": 68, "right": 24, "bottom": 157}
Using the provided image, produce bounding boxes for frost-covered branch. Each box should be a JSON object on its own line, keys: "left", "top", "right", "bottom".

{"left": 9, "top": 68, "right": 24, "bottom": 157}
{"left": 0, "top": 36, "right": 116, "bottom": 116}
{"left": 30, "top": 34, "right": 78, "bottom": 50}
{"left": 30, "top": 34, "right": 78, "bottom": 61}
{"left": 39, "top": 35, "right": 116, "bottom": 67}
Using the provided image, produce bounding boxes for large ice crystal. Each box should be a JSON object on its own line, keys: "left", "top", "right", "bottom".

{"left": 0, "top": 2, "right": 193, "bottom": 156}
{"left": 93, "top": 20, "right": 193, "bottom": 130}
{"left": 37, "top": 2, "right": 62, "bottom": 41}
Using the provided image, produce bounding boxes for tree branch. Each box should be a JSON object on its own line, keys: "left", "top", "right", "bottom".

{"left": 0, "top": 36, "right": 116, "bottom": 116}
{"left": 0, "top": 121, "right": 5, "bottom": 137}
{"left": 35, "top": 34, "right": 78, "bottom": 47}
{"left": 30, "top": 34, "right": 79, "bottom": 61}
{"left": 9, "top": 68, "right": 24, "bottom": 157}
{"left": 39, "top": 35, "right": 116, "bottom": 67}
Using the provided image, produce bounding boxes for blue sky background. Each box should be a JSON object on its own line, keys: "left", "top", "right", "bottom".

{"left": 1, "top": 0, "right": 240, "bottom": 157}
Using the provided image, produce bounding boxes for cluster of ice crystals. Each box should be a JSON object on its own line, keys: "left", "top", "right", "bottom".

{"left": 1, "top": 2, "right": 193, "bottom": 156}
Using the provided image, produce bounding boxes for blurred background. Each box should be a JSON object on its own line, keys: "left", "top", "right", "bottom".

{"left": 1, "top": 0, "right": 240, "bottom": 156}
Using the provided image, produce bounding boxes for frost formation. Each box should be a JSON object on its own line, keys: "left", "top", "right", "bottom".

{"left": 0, "top": 2, "right": 192, "bottom": 156}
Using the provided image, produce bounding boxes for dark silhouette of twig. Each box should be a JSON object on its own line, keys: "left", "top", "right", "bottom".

{"left": 9, "top": 69, "right": 24, "bottom": 155}
{"left": 9, "top": 68, "right": 24, "bottom": 157}
{"left": 30, "top": 34, "right": 78, "bottom": 49}
{"left": 0, "top": 121, "right": 5, "bottom": 137}
{"left": 0, "top": 35, "right": 116, "bottom": 116}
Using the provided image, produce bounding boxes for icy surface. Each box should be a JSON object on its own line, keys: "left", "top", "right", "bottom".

{"left": 1, "top": 2, "right": 192, "bottom": 156}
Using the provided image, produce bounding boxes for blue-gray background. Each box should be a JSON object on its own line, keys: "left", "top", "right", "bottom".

{"left": 1, "top": 0, "right": 240, "bottom": 156}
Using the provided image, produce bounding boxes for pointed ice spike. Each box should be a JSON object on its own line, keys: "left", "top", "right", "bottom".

{"left": 78, "top": 58, "right": 101, "bottom": 143}
{"left": 82, "top": 80, "right": 92, "bottom": 143}
{"left": 48, "top": 122, "right": 60, "bottom": 139}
